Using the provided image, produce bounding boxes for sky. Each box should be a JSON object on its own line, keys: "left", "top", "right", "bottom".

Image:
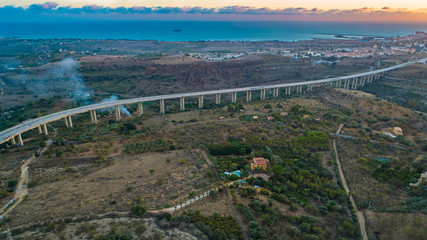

{"left": 0, "top": 1, "right": 426, "bottom": 22}
{"left": 2, "top": 1, "right": 426, "bottom": 10}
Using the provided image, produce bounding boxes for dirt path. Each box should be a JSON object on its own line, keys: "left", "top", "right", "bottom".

{"left": 333, "top": 124, "right": 368, "bottom": 240}
{"left": 1, "top": 125, "right": 56, "bottom": 218}
{"left": 151, "top": 191, "right": 211, "bottom": 213}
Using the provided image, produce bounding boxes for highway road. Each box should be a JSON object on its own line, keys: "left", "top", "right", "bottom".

{"left": 1, "top": 57, "right": 426, "bottom": 145}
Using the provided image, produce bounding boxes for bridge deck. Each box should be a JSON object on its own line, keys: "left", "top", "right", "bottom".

{"left": 0, "top": 58, "right": 425, "bottom": 145}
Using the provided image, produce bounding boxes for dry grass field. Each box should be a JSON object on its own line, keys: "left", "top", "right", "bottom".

{"left": 5, "top": 150, "right": 213, "bottom": 227}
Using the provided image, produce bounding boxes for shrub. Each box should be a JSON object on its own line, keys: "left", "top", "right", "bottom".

{"left": 28, "top": 180, "right": 39, "bottom": 188}
{"left": 300, "top": 222, "right": 311, "bottom": 233}
{"left": 260, "top": 189, "right": 269, "bottom": 196}
{"left": 7, "top": 180, "right": 17, "bottom": 189}
{"left": 153, "top": 230, "right": 163, "bottom": 240}
{"left": 46, "top": 222, "right": 55, "bottom": 232}
{"left": 131, "top": 204, "right": 147, "bottom": 216}
{"left": 56, "top": 150, "right": 63, "bottom": 158}
{"left": 289, "top": 204, "right": 298, "bottom": 212}
{"left": 209, "top": 143, "right": 252, "bottom": 156}
{"left": 288, "top": 226, "right": 300, "bottom": 236}
{"left": 135, "top": 223, "right": 147, "bottom": 234}
{"left": 0, "top": 190, "right": 10, "bottom": 199}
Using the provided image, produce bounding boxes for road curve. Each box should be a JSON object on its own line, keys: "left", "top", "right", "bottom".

{"left": 0, "top": 57, "right": 426, "bottom": 145}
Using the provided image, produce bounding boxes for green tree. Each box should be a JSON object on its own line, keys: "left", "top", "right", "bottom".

{"left": 288, "top": 226, "right": 300, "bottom": 236}
{"left": 212, "top": 229, "right": 228, "bottom": 240}
{"left": 291, "top": 105, "right": 300, "bottom": 114}
{"left": 407, "top": 98, "right": 420, "bottom": 109}
{"left": 56, "top": 150, "right": 63, "bottom": 158}
{"left": 227, "top": 104, "right": 234, "bottom": 112}
{"left": 131, "top": 204, "right": 147, "bottom": 216}
{"left": 271, "top": 165, "right": 285, "bottom": 177}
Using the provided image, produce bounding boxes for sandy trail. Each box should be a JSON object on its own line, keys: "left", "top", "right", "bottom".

{"left": 333, "top": 123, "right": 368, "bottom": 240}
{"left": 1, "top": 125, "right": 56, "bottom": 218}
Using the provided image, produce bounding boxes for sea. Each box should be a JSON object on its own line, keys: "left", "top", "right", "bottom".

{"left": 1, "top": 21, "right": 427, "bottom": 41}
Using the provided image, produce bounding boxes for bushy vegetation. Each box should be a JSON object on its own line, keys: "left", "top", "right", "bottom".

{"left": 124, "top": 139, "right": 175, "bottom": 154}
{"left": 209, "top": 143, "right": 252, "bottom": 156}
{"left": 130, "top": 204, "right": 147, "bottom": 216}
{"left": 182, "top": 211, "right": 244, "bottom": 240}
{"left": 358, "top": 158, "right": 420, "bottom": 187}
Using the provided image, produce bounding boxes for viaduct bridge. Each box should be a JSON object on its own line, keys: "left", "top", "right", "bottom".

{"left": 1, "top": 58, "right": 426, "bottom": 146}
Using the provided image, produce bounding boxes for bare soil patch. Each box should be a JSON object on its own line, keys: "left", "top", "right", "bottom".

{"left": 4, "top": 150, "right": 212, "bottom": 227}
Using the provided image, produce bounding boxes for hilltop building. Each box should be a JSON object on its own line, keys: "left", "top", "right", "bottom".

{"left": 249, "top": 157, "right": 269, "bottom": 171}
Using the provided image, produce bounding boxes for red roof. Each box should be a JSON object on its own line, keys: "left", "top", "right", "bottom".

{"left": 252, "top": 157, "right": 267, "bottom": 165}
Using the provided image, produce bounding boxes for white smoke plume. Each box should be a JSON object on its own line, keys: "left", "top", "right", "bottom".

{"left": 101, "top": 95, "right": 131, "bottom": 116}
{"left": 5, "top": 57, "right": 93, "bottom": 102}
{"left": 48, "top": 58, "right": 93, "bottom": 101}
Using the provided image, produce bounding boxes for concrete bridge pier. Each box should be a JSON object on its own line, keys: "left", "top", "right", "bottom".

{"left": 231, "top": 92, "right": 237, "bottom": 103}
{"left": 338, "top": 80, "right": 342, "bottom": 88}
{"left": 11, "top": 137, "right": 16, "bottom": 145}
{"left": 18, "top": 133, "right": 23, "bottom": 146}
{"left": 38, "top": 125, "right": 42, "bottom": 134}
{"left": 179, "top": 98, "right": 185, "bottom": 111}
{"left": 198, "top": 96, "right": 204, "bottom": 108}
{"left": 351, "top": 78, "right": 355, "bottom": 89}
{"left": 90, "top": 110, "right": 94, "bottom": 123}
{"left": 42, "top": 124, "right": 48, "bottom": 135}
{"left": 138, "top": 102, "right": 144, "bottom": 116}
{"left": 65, "top": 118, "right": 69, "bottom": 128}
{"left": 260, "top": 89, "right": 266, "bottom": 100}
{"left": 68, "top": 116, "right": 73, "bottom": 128}
{"left": 273, "top": 88, "right": 279, "bottom": 97}
{"left": 115, "top": 105, "right": 121, "bottom": 120}
{"left": 160, "top": 99, "right": 165, "bottom": 114}
{"left": 92, "top": 110, "right": 97, "bottom": 124}
{"left": 246, "top": 90, "right": 252, "bottom": 102}
{"left": 215, "top": 94, "right": 221, "bottom": 104}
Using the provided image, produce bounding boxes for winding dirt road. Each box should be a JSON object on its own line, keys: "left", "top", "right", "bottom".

{"left": 0, "top": 125, "right": 56, "bottom": 218}
{"left": 333, "top": 124, "right": 368, "bottom": 240}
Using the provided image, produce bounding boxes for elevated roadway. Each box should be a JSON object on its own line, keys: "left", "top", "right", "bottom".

{"left": 1, "top": 57, "right": 426, "bottom": 146}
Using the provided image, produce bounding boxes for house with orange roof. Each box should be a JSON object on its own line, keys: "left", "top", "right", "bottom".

{"left": 249, "top": 157, "right": 269, "bottom": 171}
